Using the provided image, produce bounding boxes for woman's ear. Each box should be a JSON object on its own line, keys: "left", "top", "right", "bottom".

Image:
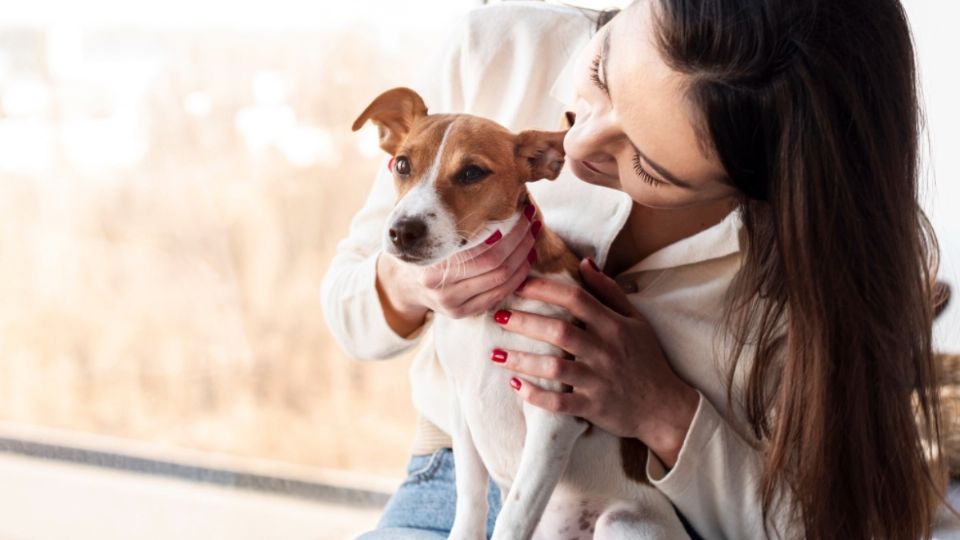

{"left": 515, "top": 129, "right": 567, "bottom": 181}
{"left": 352, "top": 87, "right": 428, "bottom": 155}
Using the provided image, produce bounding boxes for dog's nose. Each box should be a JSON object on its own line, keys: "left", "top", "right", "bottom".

{"left": 389, "top": 218, "right": 427, "bottom": 251}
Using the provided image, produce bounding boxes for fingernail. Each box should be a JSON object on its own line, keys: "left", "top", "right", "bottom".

{"left": 485, "top": 230, "right": 502, "bottom": 245}
{"left": 494, "top": 309, "right": 511, "bottom": 324}
{"left": 515, "top": 278, "right": 528, "bottom": 293}
{"left": 523, "top": 203, "right": 536, "bottom": 221}
{"left": 510, "top": 377, "right": 522, "bottom": 390}
{"left": 388, "top": 157, "right": 394, "bottom": 171}
{"left": 531, "top": 220, "right": 542, "bottom": 238}
{"left": 586, "top": 257, "right": 599, "bottom": 272}
{"left": 491, "top": 349, "right": 508, "bottom": 363}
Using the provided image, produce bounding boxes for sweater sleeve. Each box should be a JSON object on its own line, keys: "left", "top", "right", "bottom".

{"left": 645, "top": 391, "right": 799, "bottom": 539}
{"left": 319, "top": 157, "right": 433, "bottom": 361}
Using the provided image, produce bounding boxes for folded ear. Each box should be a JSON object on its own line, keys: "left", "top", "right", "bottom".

{"left": 351, "top": 87, "right": 428, "bottom": 155}
{"left": 515, "top": 129, "right": 567, "bottom": 181}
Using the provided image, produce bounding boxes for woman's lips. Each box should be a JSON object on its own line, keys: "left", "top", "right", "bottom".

{"left": 577, "top": 159, "right": 617, "bottom": 179}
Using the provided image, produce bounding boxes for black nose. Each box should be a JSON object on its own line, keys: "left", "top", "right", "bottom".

{"left": 389, "top": 218, "right": 428, "bottom": 251}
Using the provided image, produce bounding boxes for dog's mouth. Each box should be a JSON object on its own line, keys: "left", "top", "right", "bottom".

{"left": 396, "top": 252, "right": 426, "bottom": 263}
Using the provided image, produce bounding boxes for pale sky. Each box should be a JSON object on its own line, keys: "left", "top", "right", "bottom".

{"left": 0, "top": 0, "right": 480, "bottom": 28}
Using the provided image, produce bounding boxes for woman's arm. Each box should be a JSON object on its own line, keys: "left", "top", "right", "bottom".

{"left": 320, "top": 158, "right": 434, "bottom": 360}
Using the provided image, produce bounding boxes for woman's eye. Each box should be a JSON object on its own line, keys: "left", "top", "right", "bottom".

{"left": 395, "top": 156, "right": 411, "bottom": 175}
{"left": 457, "top": 165, "right": 489, "bottom": 184}
{"left": 632, "top": 154, "right": 667, "bottom": 188}
{"left": 589, "top": 53, "right": 608, "bottom": 93}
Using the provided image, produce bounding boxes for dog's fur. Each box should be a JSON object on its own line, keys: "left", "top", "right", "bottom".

{"left": 353, "top": 87, "right": 687, "bottom": 540}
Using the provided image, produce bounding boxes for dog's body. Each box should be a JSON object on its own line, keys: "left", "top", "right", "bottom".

{"left": 353, "top": 87, "right": 687, "bottom": 539}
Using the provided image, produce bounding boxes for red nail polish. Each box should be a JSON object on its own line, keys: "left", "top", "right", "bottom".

{"left": 491, "top": 349, "right": 508, "bottom": 363}
{"left": 494, "top": 309, "right": 511, "bottom": 324}
{"left": 531, "top": 220, "right": 542, "bottom": 238}
{"left": 527, "top": 248, "right": 537, "bottom": 264}
{"left": 523, "top": 203, "right": 536, "bottom": 221}
{"left": 586, "top": 257, "right": 599, "bottom": 272}
{"left": 485, "top": 230, "right": 502, "bottom": 245}
{"left": 515, "top": 278, "right": 528, "bottom": 293}
{"left": 510, "top": 377, "right": 522, "bottom": 390}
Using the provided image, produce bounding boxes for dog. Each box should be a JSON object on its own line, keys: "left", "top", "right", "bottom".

{"left": 352, "top": 87, "right": 688, "bottom": 540}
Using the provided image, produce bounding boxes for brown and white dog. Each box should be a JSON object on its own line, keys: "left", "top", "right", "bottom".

{"left": 352, "top": 87, "right": 687, "bottom": 540}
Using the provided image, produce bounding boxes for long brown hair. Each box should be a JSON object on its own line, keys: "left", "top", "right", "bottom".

{"left": 651, "top": 0, "right": 947, "bottom": 537}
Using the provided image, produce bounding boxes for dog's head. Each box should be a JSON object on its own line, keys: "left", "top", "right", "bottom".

{"left": 352, "top": 87, "right": 568, "bottom": 266}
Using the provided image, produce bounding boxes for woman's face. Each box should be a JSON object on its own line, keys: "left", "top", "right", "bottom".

{"left": 563, "top": 0, "right": 737, "bottom": 209}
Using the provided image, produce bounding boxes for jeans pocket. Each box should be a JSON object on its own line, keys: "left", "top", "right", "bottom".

{"left": 404, "top": 448, "right": 449, "bottom": 484}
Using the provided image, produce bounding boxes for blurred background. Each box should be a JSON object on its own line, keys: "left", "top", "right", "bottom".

{"left": 0, "top": 0, "right": 956, "bottom": 538}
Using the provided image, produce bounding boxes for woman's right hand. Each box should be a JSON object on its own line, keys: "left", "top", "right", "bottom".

{"left": 376, "top": 203, "right": 539, "bottom": 336}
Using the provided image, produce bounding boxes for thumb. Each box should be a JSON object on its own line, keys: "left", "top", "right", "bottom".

{"left": 579, "top": 257, "right": 641, "bottom": 318}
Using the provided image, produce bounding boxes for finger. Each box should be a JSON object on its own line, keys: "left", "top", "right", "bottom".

{"left": 461, "top": 214, "right": 534, "bottom": 273}
{"left": 455, "top": 256, "right": 531, "bottom": 316}
{"left": 422, "top": 213, "right": 533, "bottom": 286}
{"left": 578, "top": 257, "right": 641, "bottom": 318}
{"left": 511, "top": 275, "right": 615, "bottom": 333}
{"left": 490, "top": 348, "right": 591, "bottom": 387}
{"left": 493, "top": 308, "right": 601, "bottom": 359}
{"left": 464, "top": 205, "right": 535, "bottom": 260}
{"left": 456, "top": 231, "right": 534, "bottom": 298}
{"left": 510, "top": 376, "right": 590, "bottom": 416}
{"left": 447, "top": 203, "right": 533, "bottom": 269}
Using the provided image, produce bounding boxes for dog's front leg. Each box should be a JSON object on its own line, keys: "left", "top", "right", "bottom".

{"left": 491, "top": 403, "right": 588, "bottom": 540}
{"left": 449, "top": 391, "right": 491, "bottom": 540}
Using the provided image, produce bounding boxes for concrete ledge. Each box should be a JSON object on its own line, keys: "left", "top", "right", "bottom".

{"left": 0, "top": 420, "right": 399, "bottom": 508}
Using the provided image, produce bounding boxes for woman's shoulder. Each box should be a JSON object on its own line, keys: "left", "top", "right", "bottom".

{"left": 416, "top": 2, "right": 600, "bottom": 127}
{"left": 455, "top": 2, "right": 601, "bottom": 61}
{"left": 463, "top": 1, "right": 604, "bottom": 31}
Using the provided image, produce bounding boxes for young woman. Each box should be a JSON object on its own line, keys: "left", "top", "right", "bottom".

{"left": 322, "top": 1, "right": 948, "bottom": 538}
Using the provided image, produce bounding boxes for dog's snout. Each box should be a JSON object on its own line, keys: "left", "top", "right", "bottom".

{"left": 389, "top": 218, "right": 428, "bottom": 251}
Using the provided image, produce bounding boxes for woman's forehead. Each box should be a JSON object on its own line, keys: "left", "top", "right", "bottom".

{"left": 607, "top": 1, "right": 726, "bottom": 185}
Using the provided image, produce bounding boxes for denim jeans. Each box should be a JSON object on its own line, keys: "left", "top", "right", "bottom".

{"left": 355, "top": 447, "right": 703, "bottom": 539}
{"left": 355, "top": 448, "right": 502, "bottom": 540}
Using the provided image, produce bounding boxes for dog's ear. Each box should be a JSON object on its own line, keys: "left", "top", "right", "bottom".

{"left": 515, "top": 129, "right": 567, "bottom": 181}
{"left": 352, "top": 87, "right": 428, "bottom": 155}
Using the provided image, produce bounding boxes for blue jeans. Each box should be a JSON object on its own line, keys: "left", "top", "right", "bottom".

{"left": 355, "top": 448, "right": 703, "bottom": 539}
{"left": 356, "top": 448, "right": 502, "bottom": 539}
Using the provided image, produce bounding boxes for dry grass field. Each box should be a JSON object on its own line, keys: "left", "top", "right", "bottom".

{"left": 0, "top": 26, "right": 445, "bottom": 476}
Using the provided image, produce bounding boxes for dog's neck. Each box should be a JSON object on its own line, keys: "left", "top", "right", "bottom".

{"left": 517, "top": 189, "right": 583, "bottom": 284}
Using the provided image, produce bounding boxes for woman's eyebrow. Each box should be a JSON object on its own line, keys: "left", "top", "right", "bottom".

{"left": 602, "top": 26, "right": 693, "bottom": 190}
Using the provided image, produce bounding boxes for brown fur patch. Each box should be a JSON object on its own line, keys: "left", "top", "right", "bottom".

{"left": 526, "top": 195, "right": 583, "bottom": 282}
{"left": 619, "top": 437, "right": 649, "bottom": 483}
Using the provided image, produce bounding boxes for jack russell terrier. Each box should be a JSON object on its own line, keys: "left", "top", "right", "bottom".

{"left": 352, "top": 87, "right": 689, "bottom": 540}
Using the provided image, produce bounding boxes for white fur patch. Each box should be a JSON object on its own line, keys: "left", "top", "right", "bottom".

{"left": 383, "top": 122, "right": 461, "bottom": 264}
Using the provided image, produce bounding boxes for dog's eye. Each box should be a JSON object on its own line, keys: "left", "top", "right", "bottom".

{"left": 395, "top": 156, "right": 411, "bottom": 176}
{"left": 457, "top": 165, "right": 489, "bottom": 185}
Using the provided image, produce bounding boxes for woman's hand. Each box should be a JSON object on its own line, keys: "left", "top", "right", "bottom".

{"left": 491, "top": 257, "right": 700, "bottom": 468}
{"left": 376, "top": 203, "right": 540, "bottom": 337}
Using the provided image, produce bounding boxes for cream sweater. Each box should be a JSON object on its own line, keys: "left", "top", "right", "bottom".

{"left": 321, "top": 2, "right": 796, "bottom": 538}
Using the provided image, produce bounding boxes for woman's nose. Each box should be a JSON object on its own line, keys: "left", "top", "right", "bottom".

{"left": 564, "top": 100, "right": 620, "bottom": 158}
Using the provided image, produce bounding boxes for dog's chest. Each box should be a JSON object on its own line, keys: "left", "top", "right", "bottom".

{"left": 432, "top": 270, "right": 577, "bottom": 477}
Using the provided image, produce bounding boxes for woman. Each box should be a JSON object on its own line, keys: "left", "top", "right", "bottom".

{"left": 321, "top": 0, "right": 948, "bottom": 538}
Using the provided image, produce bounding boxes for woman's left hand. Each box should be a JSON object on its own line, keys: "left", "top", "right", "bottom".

{"left": 492, "top": 257, "right": 700, "bottom": 468}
